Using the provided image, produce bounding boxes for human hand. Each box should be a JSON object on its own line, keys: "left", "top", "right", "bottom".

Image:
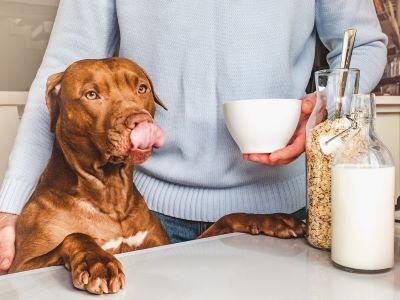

{"left": 243, "top": 93, "right": 317, "bottom": 165}
{"left": 0, "top": 212, "right": 18, "bottom": 272}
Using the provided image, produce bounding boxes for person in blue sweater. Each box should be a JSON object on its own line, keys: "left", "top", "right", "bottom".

{"left": 0, "top": 0, "right": 387, "bottom": 271}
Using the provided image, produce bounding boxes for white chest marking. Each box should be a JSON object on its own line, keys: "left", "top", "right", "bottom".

{"left": 101, "top": 231, "right": 148, "bottom": 250}
{"left": 78, "top": 200, "right": 99, "bottom": 214}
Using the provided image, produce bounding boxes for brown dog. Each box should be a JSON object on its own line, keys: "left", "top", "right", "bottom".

{"left": 9, "top": 58, "right": 305, "bottom": 294}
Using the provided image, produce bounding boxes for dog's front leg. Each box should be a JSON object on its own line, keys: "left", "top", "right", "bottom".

{"left": 24, "top": 233, "right": 125, "bottom": 294}
{"left": 198, "top": 213, "right": 306, "bottom": 239}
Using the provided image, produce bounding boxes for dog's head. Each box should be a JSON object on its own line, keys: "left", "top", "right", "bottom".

{"left": 45, "top": 57, "right": 167, "bottom": 165}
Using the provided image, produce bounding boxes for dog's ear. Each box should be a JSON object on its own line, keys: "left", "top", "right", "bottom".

{"left": 45, "top": 72, "right": 64, "bottom": 133}
{"left": 139, "top": 67, "right": 168, "bottom": 111}
{"left": 153, "top": 91, "right": 168, "bottom": 111}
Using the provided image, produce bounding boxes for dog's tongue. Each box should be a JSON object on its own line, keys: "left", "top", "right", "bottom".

{"left": 130, "top": 121, "right": 165, "bottom": 150}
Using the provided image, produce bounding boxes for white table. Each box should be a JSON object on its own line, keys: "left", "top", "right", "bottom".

{"left": 1, "top": 229, "right": 399, "bottom": 300}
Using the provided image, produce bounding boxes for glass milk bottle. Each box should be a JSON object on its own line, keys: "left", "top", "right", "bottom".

{"left": 331, "top": 94, "right": 396, "bottom": 272}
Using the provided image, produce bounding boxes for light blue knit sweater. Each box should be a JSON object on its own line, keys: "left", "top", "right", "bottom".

{"left": 0, "top": 0, "right": 387, "bottom": 221}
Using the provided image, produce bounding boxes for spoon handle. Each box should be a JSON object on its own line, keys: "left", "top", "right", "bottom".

{"left": 335, "top": 29, "right": 357, "bottom": 119}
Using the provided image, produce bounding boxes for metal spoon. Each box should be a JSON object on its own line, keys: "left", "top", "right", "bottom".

{"left": 335, "top": 28, "right": 357, "bottom": 119}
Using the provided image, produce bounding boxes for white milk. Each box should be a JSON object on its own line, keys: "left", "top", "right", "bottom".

{"left": 331, "top": 165, "right": 395, "bottom": 271}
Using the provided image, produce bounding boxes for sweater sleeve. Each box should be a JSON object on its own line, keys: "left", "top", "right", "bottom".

{"left": 315, "top": 0, "right": 388, "bottom": 116}
{"left": 0, "top": 0, "right": 119, "bottom": 214}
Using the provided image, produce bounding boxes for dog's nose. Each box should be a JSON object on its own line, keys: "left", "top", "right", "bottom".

{"left": 124, "top": 112, "right": 153, "bottom": 129}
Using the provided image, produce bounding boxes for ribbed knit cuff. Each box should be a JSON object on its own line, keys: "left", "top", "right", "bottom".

{"left": 0, "top": 177, "right": 35, "bottom": 214}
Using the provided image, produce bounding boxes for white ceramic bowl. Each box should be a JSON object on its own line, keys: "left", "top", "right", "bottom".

{"left": 223, "top": 99, "right": 301, "bottom": 153}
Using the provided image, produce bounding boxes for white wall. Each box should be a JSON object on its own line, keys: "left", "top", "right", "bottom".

{"left": 0, "top": 0, "right": 59, "bottom": 91}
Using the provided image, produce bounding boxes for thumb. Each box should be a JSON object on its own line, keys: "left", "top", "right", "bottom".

{"left": 301, "top": 93, "right": 316, "bottom": 116}
{"left": 0, "top": 225, "right": 16, "bottom": 271}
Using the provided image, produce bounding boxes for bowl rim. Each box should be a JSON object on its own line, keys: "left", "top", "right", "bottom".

{"left": 223, "top": 98, "right": 301, "bottom": 105}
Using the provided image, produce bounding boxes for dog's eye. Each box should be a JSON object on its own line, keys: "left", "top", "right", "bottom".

{"left": 138, "top": 84, "right": 148, "bottom": 94}
{"left": 85, "top": 91, "right": 99, "bottom": 100}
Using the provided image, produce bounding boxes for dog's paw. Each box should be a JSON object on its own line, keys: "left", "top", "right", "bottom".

{"left": 70, "top": 251, "right": 125, "bottom": 294}
{"left": 255, "top": 213, "right": 306, "bottom": 239}
{"left": 199, "top": 213, "right": 306, "bottom": 240}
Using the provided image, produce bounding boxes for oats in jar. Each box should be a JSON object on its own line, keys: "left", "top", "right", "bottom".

{"left": 306, "top": 117, "right": 350, "bottom": 249}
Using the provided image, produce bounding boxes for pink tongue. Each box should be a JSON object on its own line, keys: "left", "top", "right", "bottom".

{"left": 130, "top": 121, "right": 165, "bottom": 150}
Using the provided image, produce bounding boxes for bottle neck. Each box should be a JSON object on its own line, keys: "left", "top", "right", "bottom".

{"left": 358, "top": 116, "right": 375, "bottom": 132}
{"left": 350, "top": 93, "right": 376, "bottom": 134}
{"left": 354, "top": 117, "right": 374, "bottom": 146}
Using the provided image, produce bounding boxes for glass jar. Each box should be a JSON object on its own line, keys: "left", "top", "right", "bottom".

{"left": 306, "top": 68, "right": 360, "bottom": 250}
{"left": 331, "top": 94, "right": 395, "bottom": 272}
